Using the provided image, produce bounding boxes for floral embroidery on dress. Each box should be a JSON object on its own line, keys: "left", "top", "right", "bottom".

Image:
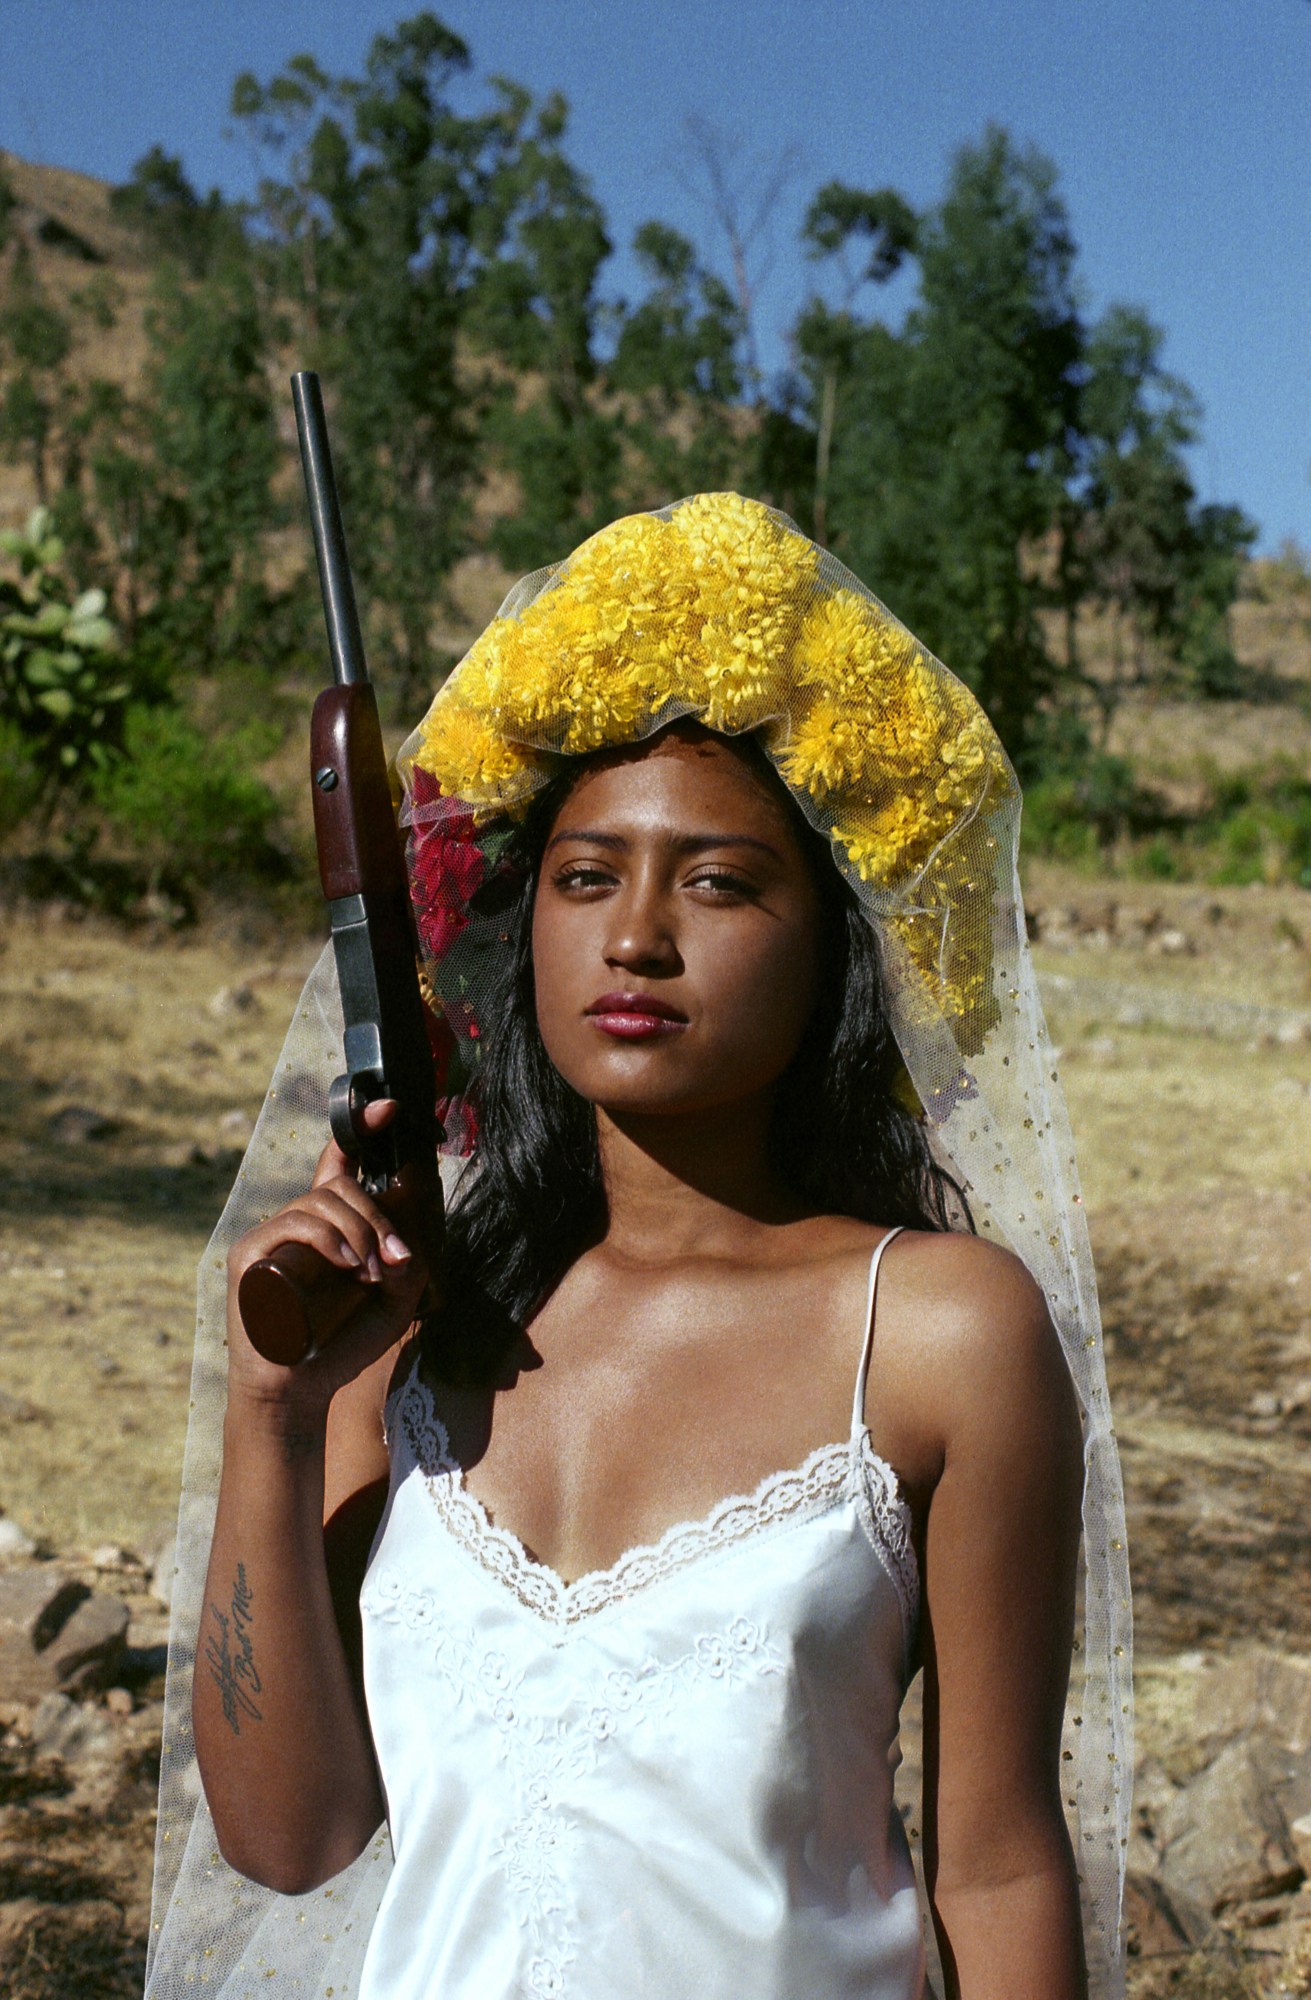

{"left": 362, "top": 1570, "right": 784, "bottom": 1996}
{"left": 391, "top": 1371, "right": 916, "bottom": 1634}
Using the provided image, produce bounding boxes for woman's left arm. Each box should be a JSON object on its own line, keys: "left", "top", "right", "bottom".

{"left": 911, "top": 1238, "right": 1087, "bottom": 2000}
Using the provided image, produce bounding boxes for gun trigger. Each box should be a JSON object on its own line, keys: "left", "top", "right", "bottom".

{"left": 328, "top": 1070, "right": 382, "bottom": 1157}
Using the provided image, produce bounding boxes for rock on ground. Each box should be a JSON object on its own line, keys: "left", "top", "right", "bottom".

{"left": 0, "top": 1566, "right": 128, "bottom": 1702}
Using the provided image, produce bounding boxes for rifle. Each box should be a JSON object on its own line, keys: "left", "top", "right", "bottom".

{"left": 237, "top": 371, "right": 443, "bottom": 1366}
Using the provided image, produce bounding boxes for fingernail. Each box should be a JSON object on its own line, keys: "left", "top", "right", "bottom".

{"left": 383, "top": 1233, "right": 411, "bottom": 1264}
{"left": 339, "top": 1241, "right": 362, "bottom": 1267}
{"left": 366, "top": 1252, "right": 383, "bottom": 1283}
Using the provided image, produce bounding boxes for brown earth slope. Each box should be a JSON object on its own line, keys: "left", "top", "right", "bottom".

{"left": 1, "top": 871, "right": 1309, "bottom": 1994}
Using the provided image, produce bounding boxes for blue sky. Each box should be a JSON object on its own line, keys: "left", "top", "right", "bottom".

{"left": 2, "top": 0, "right": 1308, "bottom": 552}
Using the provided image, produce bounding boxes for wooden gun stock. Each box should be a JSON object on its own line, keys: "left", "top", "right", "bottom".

{"left": 238, "top": 1159, "right": 442, "bottom": 1368}
{"left": 238, "top": 1244, "right": 358, "bottom": 1370}
{"left": 309, "top": 682, "right": 407, "bottom": 903}
{"left": 237, "top": 372, "right": 442, "bottom": 1367}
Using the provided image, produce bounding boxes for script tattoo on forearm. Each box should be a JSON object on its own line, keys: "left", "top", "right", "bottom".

{"left": 280, "top": 1426, "right": 322, "bottom": 1466}
{"left": 205, "top": 1561, "right": 263, "bottom": 1734}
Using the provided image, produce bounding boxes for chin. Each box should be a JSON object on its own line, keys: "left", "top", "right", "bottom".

{"left": 593, "top": 1088, "right": 709, "bottom": 1120}
{"left": 546, "top": 1034, "right": 777, "bottom": 1122}
{"left": 585, "top": 1066, "right": 768, "bottom": 1123}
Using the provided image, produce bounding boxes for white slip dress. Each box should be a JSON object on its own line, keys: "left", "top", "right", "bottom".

{"left": 359, "top": 1224, "right": 924, "bottom": 2000}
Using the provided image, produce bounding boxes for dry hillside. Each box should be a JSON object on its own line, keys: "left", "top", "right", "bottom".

{"left": 0, "top": 151, "right": 156, "bottom": 524}
{"left": 2, "top": 146, "right": 1311, "bottom": 2000}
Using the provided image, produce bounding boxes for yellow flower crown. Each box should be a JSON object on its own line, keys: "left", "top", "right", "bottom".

{"left": 411, "top": 493, "right": 1014, "bottom": 1053}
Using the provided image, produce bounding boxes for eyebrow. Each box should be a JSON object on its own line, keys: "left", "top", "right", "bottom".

{"left": 544, "top": 829, "right": 784, "bottom": 862}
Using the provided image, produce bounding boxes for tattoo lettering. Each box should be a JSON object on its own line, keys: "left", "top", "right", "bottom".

{"left": 281, "top": 1427, "right": 322, "bottom": 1466}
{"left": 205, "top": 1561, "right": 263, "bottom": 1734}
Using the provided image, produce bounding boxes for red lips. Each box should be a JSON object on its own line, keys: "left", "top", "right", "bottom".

{"left": 585, "top": 991, "right": 689, "bottom": 1039}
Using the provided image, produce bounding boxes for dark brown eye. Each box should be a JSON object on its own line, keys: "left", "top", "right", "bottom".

{"left": 554, "top": 864, "right": 615, "bottom": 890}
{"left": 688, "top": 869, "right": 757, "bottom": 897}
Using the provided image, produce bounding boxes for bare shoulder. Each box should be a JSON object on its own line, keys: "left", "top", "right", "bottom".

{"left": 889, "top": 1228, "right": 1053, "bottom": 1351}
{"left": 868, "top": 1229, "right": 1074, "bottom": 1485}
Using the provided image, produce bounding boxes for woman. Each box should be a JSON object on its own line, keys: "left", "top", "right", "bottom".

{"left": 146, "top": 495, "right": 1131, "bottom": 2000}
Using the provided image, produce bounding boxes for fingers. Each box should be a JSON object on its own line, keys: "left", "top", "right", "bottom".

{"left": 226, "top": 1098, "right": 440, "bottom": 1398}
{"left": 226, "top": 1198, "right": 428, "bottom": 1405}
{"left": 360, "top": 1097, "right": 398, "bottom": 1132}
{"left": 234, "top": 1184, "right": 414, "bottom": 1289}
{"left": 310, "top": 1097, "right": 399, "bottom": 1190}
{"left": 298, "top": 1184, "right": 405, "bottom": 1283}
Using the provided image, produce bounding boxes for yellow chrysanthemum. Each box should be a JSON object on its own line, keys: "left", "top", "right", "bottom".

{"left": 775, "top": 696, "right": 872, "bottom": 803}
{"left": 676, "top": 492, "right": 819, "bottom": 611}
{"left": 408, "top": 492, "right": 1014, "bottom": 1047}
{"left": 417, "top": 701, "right": 546, "bottom": 814}
{"left": 831, "top": 793, "right": 943, "bottom": 889}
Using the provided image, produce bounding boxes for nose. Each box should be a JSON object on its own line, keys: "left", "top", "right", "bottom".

{"left": 603, "top": 877, "right": 682, "bottom": 978}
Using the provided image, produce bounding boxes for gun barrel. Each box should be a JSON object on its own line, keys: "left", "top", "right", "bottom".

{"left": 291, "top": 370, "right": 368, "bottom": 688}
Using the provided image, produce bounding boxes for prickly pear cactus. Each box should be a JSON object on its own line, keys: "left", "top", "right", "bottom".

{"left": 0, "top": 507, "right": 127, "bottom": 789}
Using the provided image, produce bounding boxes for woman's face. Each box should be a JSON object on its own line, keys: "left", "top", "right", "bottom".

{"left": 531, "top": 729, "right": 823, "bottom": 1119}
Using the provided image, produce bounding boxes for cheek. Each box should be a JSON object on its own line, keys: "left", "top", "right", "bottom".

{"left": 530, "top": 894, "right": 592, "bottom": 1070}
{"left": 695, "top": 919, "right": 821, "bottom": 1081}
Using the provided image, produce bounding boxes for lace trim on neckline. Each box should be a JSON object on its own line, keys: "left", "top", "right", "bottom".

{"left": 392, "top": 1371, "right": 919, "bottom": 1636}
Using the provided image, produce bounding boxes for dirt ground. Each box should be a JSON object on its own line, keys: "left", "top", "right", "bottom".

{"left": 1, "top": 866, "right": 1310, "bottom": 1995}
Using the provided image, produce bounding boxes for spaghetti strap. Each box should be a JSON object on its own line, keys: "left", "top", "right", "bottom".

{"left": 850, "top": 1227, "right": 906, "bottom": 1435}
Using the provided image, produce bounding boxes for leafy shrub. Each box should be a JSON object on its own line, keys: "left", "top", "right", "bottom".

{"left": 1205, "top": 773, "right": 1311, "bottom": 888}
{"left": 1129, "top": 836, "right": 1180, "bottom": 881}
{"left": 1021, "top": 751, "right": 1144, "bottom": 863}
{"left": 0, "top": 716, "right": 42, "bottom": 840}
{"left": 0, "top": 508, "right": 129, "bottom": 790}
{"left": 91, "top": 704, "right": 284, "bottom": 888}
{"left": 1184, "top": 621, "right": 1250, "bottom": 700}
{"left": 1111, "top": 764, "right": 1311, "bottom": 888}
{"left": 1020, "top": 774, "right": 1099, "bottom": 864}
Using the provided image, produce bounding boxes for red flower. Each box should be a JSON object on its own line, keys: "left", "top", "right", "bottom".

{"left": 409, "top": 778, "right": 485, "bottom": 967}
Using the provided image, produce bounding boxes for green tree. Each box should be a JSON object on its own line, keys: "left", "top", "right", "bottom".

{"left": 0, "top": 245, "right": 74, "bottom": 504}
{"left": 1175, "top": 501, "right": 1257, "bottom": 695}
{"left": 464, "top": 80, "right": 620, "bottom": 567}
{"left": 1077, "top": 305, "right": 1255, "bottom": 728}
{"left": 606, "top": 221, "right": 745, "bottom": 502}
{"left": 60, "top": 378, "right": 164, "bottom": 639}
{"left": 50, "top": 257, "right": 283, "bottom": 668}
{"left": 796, "top": 182, "right": 917, "bottom": 544}
{"left": 231, "top": 14, "right": 505, "bottom": 704}
{"left": 141, "top": 260, "right": 281, "bottom": 661}
{"left": 110, "top": 146, "right": 242, "bottom": 278}
{"left": 610, "top": 222, "right": 741, "bottom": 404}
{"left": 828, "top": 128, "right": 1083, "bottom": 760}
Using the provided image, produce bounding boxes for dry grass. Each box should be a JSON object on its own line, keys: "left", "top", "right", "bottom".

{"left": 0, "top": 876, "right": 1308, "bottom": 1995}
{"left": 0, "top": 913, "right": 320, "bottom": 1549}
{"left": 0, "top": 871, "right": 1306, "bottom": 1569}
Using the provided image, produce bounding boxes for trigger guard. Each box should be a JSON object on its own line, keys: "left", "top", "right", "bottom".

{"left": 327, "top": 1071, "right": 382, "bottom": 1158}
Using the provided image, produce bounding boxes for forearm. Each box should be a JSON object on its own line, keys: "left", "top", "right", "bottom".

{"left": 931, "top": 1845, "right": 1086, "bottom": 2000}
{"left": 193, "top": 1403, "right": 384, "bottom": 1893}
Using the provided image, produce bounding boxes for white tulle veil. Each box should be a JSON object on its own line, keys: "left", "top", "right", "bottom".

{"left": 145, "top": 497, "right": 1130, "bottom": 1999}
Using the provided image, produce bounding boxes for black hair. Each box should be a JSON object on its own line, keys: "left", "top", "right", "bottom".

{"left": 427, "top": 730, "right": 968, "bottom": 1383}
